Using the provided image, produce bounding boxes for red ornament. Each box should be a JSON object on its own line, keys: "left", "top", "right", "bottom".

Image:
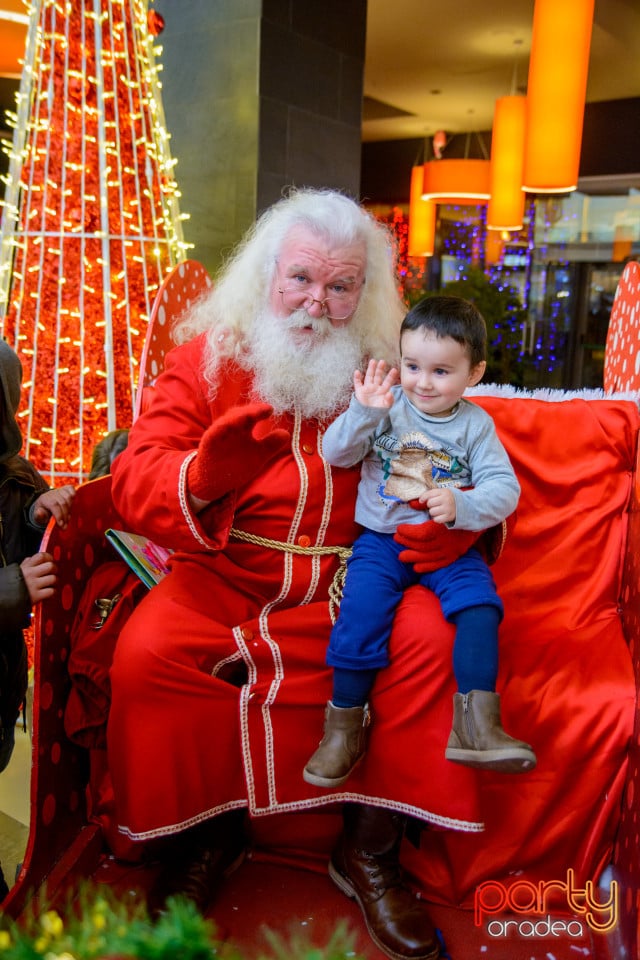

{"left": 68, "top": 75, "right": 83, "bottom": 99}
{"left": 147, "top": 9, "right": 165, "bottom": 36}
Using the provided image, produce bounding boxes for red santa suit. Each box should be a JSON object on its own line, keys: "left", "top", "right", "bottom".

{"left": 108, "top": 331, "right": 483, "bottom": 844}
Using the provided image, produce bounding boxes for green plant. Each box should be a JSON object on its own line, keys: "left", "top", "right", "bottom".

{"left": 0, "top": 886, "right": 363, "bottom": 960}
{"left": 0, "top": 890, "right": 214, "bottom": 960}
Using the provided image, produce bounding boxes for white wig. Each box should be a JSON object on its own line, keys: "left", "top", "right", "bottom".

{"left": 173, "top": 188, "right": 405, "bottom": 388}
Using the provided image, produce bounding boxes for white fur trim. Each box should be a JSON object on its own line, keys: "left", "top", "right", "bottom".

{"left": 465, "top": 383, "right": 640, "bottom": 405}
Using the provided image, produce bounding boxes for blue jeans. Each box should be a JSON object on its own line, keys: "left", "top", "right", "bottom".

{"left": 327, "top": 528, "right": 503, "bottom": 682}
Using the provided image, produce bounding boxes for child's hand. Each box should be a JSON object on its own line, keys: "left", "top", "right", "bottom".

{"left": 20, "top": 552, "right": 57, "bottom": 604}
{"left": 421, "top": 487, "right": 456, "bottom": 524}
{"left": 354, "top": 359, "right": 398, "bottom": 409}
{"left": 32, "top": 485, "right": 75, "bottom": 529}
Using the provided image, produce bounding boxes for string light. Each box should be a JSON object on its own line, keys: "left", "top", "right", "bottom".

{"left": 0, "top": 0, "right": 191, "bottom": 483}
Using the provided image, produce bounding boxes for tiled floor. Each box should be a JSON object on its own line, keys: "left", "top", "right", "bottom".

{"left": 0, "top": 723, "right": 31, "bottom": 893}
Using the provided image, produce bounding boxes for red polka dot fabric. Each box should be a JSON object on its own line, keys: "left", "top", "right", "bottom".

{"left": 134, "top": 260, "right": 213, "bottom": 419}
{"left": 604, "top": 261, "right": 640, "bottom": 393}
{"left": 613, "top": 450, "right": 640, "bottom": 941}
{"left": 604, "top": 261, "right": 640, "bottom": 944}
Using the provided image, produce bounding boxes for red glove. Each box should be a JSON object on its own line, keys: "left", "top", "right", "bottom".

{"left": 395, "top": 511, "right": 516, "bottom": 572}
{"left": 394, "top": 522, "right": 480, "bottom": 573}
{"left": 188, "top": 402, "right": 290, "bottom": 502}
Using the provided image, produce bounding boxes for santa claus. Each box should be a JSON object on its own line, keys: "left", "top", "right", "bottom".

{"left": 109, "top": 188, "right": 493, "bottom": 960}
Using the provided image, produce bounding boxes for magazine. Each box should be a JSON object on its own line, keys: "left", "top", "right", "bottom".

{"left": 105, "top": 529, "right": 173, "bottom": 589}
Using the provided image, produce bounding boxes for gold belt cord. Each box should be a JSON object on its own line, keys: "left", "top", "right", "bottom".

{"left": 229, "top": 527, "right": 352, "bottom": 624}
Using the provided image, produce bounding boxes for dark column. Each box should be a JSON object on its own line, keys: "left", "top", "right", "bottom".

{"left": 158, "top": 0, "right": 367, "bottom": 274}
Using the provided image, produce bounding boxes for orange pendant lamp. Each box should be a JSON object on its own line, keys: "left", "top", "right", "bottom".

{"left": 421, "top": 159, "right": 491, "bottom": 203}
{"left": 485, "top": 230, "right": 506, "bottom": 265}
{"left": 487, "top": 95, "right": 527, "bottom": 231}
{"left": 408, "top": 165, "right": 436, "bottom": 257}
{"left": 522, "top": 0, "right": 595, "bottom": 193}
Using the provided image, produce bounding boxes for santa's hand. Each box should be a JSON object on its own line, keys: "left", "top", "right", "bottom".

{"left": 394, "top": 521, "right": 479, "bottom": 572}
{"left": 188, "top": 402, "right": 290, "bottom": 503}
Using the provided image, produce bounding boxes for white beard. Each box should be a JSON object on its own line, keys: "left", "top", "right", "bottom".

{"left": 247, "top": 307, "right": 365, "bottom": 420}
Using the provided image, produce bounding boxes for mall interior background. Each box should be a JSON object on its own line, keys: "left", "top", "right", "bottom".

{"left": 0, "top": 0, "right": 639, "bottom": 393}
{"left": 0, "top": 0, "right": 637, "bottom": 910}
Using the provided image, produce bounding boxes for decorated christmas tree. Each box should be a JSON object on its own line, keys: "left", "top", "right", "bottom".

{"left": 0, "top": 0, "right": 188, "bottom": 481}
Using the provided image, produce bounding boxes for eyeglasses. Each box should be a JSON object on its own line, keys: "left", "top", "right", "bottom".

{"left": 277, "top": 283, "right": 360, "bottom": 322}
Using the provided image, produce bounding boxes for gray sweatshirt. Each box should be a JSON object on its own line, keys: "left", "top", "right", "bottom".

{"left": 322, "top": 386, "right": 520, "bottom": 535}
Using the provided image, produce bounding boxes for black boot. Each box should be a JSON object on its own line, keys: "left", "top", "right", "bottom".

{"left": 329, "top": 803, "right": 440, "bottom": 960}
{"left": 0, "top": 861, "right": 9, "bottom": 902}
{"left": 148, "top": 809, "right": 247, "bottom": 916}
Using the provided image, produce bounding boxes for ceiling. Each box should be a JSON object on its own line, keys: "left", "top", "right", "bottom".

{"left": 363, "top": 0, "right": 640, "bottom": 144}
{"left": 1, "top": 0, "right": 639, "bottom": 147}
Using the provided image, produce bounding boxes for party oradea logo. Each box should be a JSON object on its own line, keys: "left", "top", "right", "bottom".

{"left": 474, "top": 869, "right": 618, "bottom": 939}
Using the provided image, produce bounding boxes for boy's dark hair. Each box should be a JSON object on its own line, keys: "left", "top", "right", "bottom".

{"left": 401, "top": 295, "right": 487, "bottom": 367}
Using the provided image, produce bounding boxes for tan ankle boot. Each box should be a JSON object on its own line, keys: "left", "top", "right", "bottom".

{"left": 445, "top": 690, "right": 537, "bottom": 773}
{"left": 303, "top": 701, "right": 370, "bottom": 787}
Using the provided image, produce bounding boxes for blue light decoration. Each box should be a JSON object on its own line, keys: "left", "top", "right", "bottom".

{"left": 524, "top": 196, "right": 573, "bottom": 387}
{"left": 371, "top": 196, "right": 575, "bottom": 387}
{"left": 437, "top": 204, "right": 528, "bottom": 385}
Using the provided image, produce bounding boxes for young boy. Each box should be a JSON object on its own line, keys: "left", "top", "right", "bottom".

{"left": 0, "top": 338, "right": 75, "bottom": 898}
{"left": 304, "top": 295, "right": 535, "bottom": 789}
